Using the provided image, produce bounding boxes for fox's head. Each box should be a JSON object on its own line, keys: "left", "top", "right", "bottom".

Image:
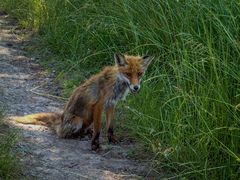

{"left": 114, "top": 54, "right": 154, "bottom": 94}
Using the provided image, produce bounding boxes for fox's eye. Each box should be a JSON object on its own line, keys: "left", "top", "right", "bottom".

{"left": 125, "top": 73, "right": 131, "bottom": 77}
{"left": 138, "top": 72, "right": 143, "bottom": 76}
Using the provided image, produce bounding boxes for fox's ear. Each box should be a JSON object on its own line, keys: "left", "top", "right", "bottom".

{"left": 142, "top": 55, "right": 154, "bottom": 69}
{"left": 114, "top": 53, "right": 127, "bottom": 66}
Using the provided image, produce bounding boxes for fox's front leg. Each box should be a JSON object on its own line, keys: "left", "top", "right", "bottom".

{"left": 106, "top": 106, "right": 118, "bottom": 144}
{"left": 91, "top": 102, "right": 104, "bottom": 151}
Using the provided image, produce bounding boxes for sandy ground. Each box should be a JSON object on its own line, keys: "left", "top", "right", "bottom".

{"left": 0, "top": 13, "right": 155, "bottom": 179}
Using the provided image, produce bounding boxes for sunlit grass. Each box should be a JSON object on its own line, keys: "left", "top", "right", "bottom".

{"left": 1, "top": 0, "right": 240, "bottom": 179}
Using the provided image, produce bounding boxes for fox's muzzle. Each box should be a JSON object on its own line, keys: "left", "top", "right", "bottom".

{"left": 129, "top": 84, "right": 140, "bottom": 94}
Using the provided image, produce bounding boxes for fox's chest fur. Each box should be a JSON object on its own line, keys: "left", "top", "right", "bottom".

{"left": 105, "top": 77, "right": 129, "bottom": 107}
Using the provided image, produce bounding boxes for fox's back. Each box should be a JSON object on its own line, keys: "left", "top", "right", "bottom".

{"left": 87, "top": 66, "right": 130, "bottom": 107}
{"left": 63, "top": 66, "right": 120, "bottom": 114}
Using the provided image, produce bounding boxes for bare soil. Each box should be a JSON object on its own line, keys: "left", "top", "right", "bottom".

{"left": 0, "top": 13, "right": 155, "bottom": 179}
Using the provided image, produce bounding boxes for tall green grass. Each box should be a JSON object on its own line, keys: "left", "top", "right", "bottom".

{"left": 0, "top": 108, "right": 21, "bottom": 179}
{"left": 1, "top": 0, "right": 240, "bottom": 179}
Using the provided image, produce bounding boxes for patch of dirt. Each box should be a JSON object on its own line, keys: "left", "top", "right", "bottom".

{"left": 0, "top": 13, "right": 156, "bottom": 179}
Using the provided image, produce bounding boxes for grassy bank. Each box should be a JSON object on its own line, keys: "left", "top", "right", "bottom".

{"left": 0, "top": 107, "right": 21, "bottom": 179}
{"left": 1, "top": 0, "right": 240, "bottom": 179}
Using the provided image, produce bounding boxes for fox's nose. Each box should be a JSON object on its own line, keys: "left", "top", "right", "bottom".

{"left": 130, "top": 84, "right": 140, "bottom": 93}
{"left": 133, "top": 85, "right": 139, "bottom": 91}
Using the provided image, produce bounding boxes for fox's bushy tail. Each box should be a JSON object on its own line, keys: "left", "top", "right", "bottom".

{"left": 13, "top": 112, "right": 61, "bottom": 126}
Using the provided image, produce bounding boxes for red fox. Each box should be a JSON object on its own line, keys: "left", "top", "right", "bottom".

{"left": 15, "top": 54, "right": 154, "bottom": 150}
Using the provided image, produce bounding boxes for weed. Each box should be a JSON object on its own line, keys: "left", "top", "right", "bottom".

{"left": 0, "top": 107, "right": 21, "bottom": 179}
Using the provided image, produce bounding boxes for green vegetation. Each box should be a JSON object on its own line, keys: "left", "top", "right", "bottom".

{"left": 0, "top": 108, "right": 21, "bottom": 179}
{"left": 1, "top": 0, "right": 240, "bottom": 179}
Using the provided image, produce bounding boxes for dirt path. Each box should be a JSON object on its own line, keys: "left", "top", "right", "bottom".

{"left": 0, "top": 13, "right": 153, "bottom": 179}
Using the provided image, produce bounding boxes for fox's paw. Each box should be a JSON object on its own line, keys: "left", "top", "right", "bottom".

{"left": 86, "top": 128, "right": 93, "bottom": 138}
{"left": 91, "top": 141, "right": 101, "bottom": 151}
{"left": 108, "top": 135, "right": 119, "bottom": 144}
